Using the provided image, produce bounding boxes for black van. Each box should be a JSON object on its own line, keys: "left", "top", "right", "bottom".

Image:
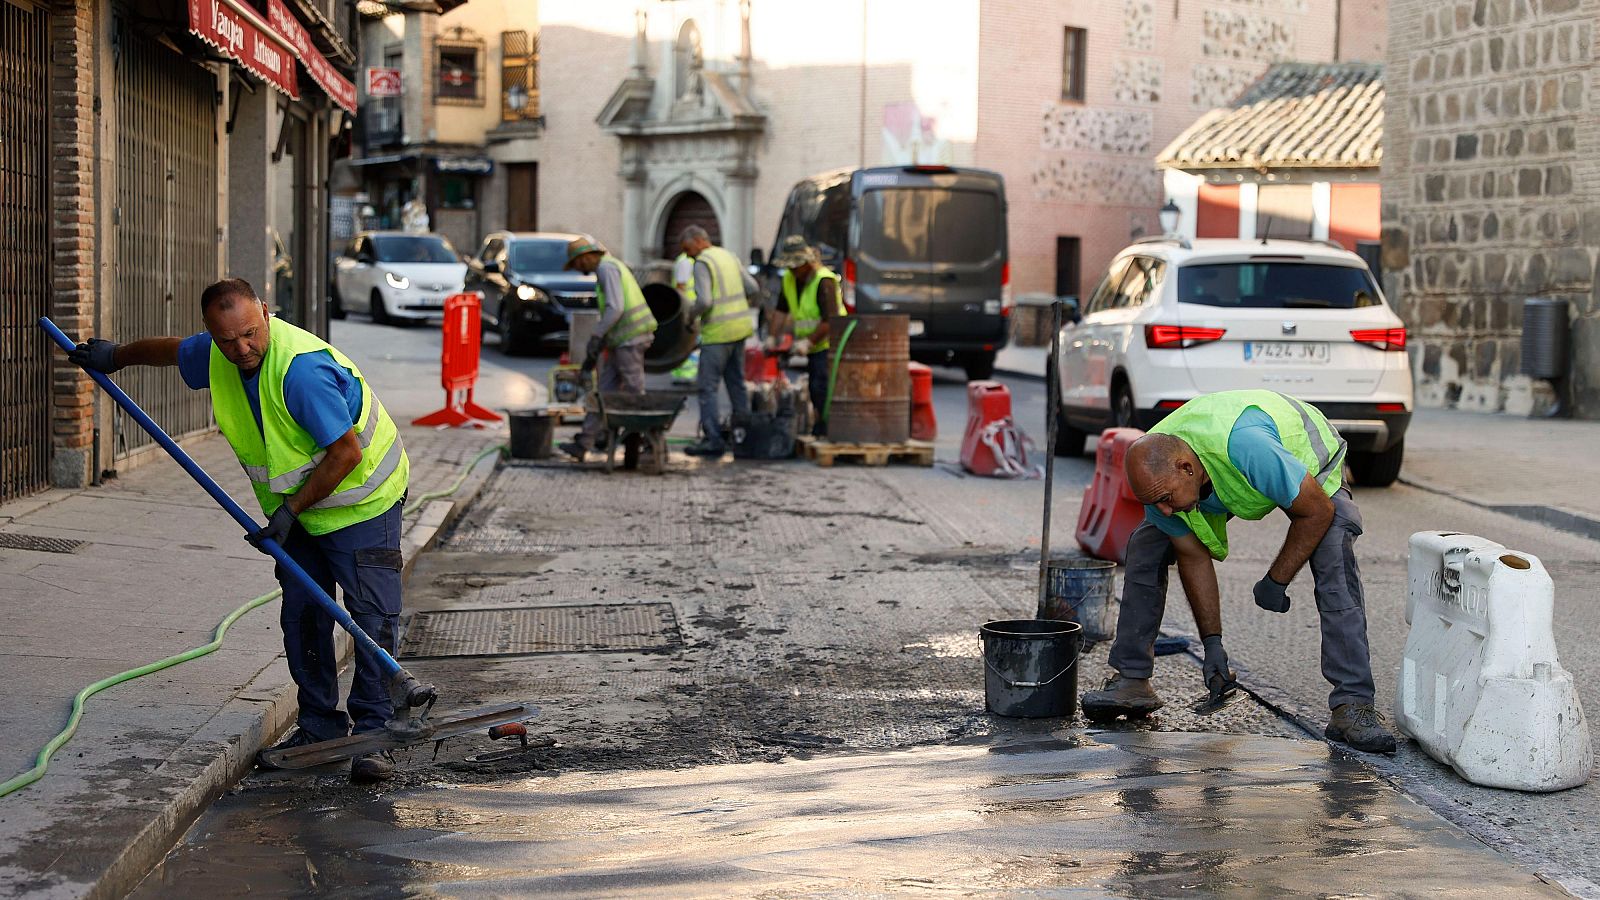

{"left": 761, "top": 165, "right": 1010, "bottom": 380}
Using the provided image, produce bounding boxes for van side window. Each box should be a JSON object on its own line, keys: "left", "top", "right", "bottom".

{"left": 1085, "top": 258, "right": 1132, "bottom": 316}
{"left": 815, "top": 183, "right": 850, "bottom": 258}
{"left": 1115, "top": 256, "right": 1166, "bottom": 308}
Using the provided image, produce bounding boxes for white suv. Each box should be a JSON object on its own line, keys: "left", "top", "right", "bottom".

{"left": 1055, "top": 237, "right": 1413, "bottom": 486}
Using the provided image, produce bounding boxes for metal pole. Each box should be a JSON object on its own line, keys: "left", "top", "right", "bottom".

{"left": 37, "top": 317, "right": 436, "bottom": 710}
{"left": 1037, "top": 300, "right": 1063, "bottom": 616}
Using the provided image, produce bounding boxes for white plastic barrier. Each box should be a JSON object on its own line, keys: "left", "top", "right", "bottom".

{"left": 1396, "top": 532, "right": 1593, "bottom": 791}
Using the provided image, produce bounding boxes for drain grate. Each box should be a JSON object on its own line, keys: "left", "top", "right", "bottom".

{"left": 400, "top": 602, "right": 681, "bottom": 659}
{"left": 0, "top": 533, "right": 85, "bottom": 554}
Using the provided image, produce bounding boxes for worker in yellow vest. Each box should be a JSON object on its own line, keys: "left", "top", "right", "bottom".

{"left": 768, "top": 235, "right": 846, "bottom": 437}
{"left": 68, "top": 278, "right": 410, "bottom": 783}
{"left": 1080, "top": 390, "right": 1395, "bottom": 755}
{"left": 558, "top": 235, "right": 658, "bottom": 460}
{"left": 679, "top": 225, "right": 758, "bottom": 457}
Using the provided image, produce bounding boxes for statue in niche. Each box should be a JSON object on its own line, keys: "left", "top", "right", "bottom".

{"left": 674, "top": 20, "right": 704, "bottom": 104}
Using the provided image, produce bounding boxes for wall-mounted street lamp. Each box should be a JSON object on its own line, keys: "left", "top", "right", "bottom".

{"left": 1159, "top": 199, "right": 1181, "bottom": 235}
{"left": 507, "top": 83, "right": 528, "bottom": 113}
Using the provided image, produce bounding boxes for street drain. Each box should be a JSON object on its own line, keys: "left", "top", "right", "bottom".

{"left": 400, "top": 602, "right": 681, "bottom": 659}
{"left": 0, "top": 533, "right": 85, "bottom": 554}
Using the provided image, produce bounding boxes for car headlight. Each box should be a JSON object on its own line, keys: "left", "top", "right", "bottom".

{"left": 384, "top": 271, "right": 411, "bottom": 290}
{"left": 516, "top": 284, "right": 545, "bottom": 302}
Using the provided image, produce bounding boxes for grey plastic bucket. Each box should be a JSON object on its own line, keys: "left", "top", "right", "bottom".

{"left": 507, "top": 410, "right": 554, "bottom": 460}
{"left": 980, "top": 619, "right": 1082, "bottom": 718}
{"left": 1040, "top": 557, "right": 1118, "bottom": 643}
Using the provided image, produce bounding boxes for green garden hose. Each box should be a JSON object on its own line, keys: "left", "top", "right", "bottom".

{"left": 0, "top": 443, "right": 506, "bottom": 798}
{"left": 821, "top": 319, "right": 859, "bottom": 426}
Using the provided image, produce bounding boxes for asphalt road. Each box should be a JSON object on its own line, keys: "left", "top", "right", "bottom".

{"left": 131, "top": 315, "right": 1600, "bottom": 895}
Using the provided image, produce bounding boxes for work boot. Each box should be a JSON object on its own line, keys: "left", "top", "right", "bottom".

{"left": 683, "top": 439, "right": 726, "bottom": 458}
{"left": 351, "top": 750, "right": 396, "bottom": 784}
{"left": 1325, "top": 703, "right": 1398, "bottom": 754}
{"left": 255, "top": 728, "right": 323, "bottom": 770}
{"left": 1080, "top": 673, "right": 1164, "bottom": 722}
{"left": 558, "top": 439, "right": 588, "bottom": 462}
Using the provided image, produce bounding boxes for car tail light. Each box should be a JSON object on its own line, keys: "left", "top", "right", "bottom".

{"left": 1376, "top": 402, "right": 1408, "bottom": 413}
{"left": 1144, "top": 324, "right": 1226, "bottom": 349}
{"left": 1156, "top": 399, "right": 1186, "bottom": 410}
{"left": 842, "top": 258, "right": 857, "bottom": 312}
{"left": 1001, "top": 262, "right": 1013, "bottom": 317}
{"left": 1350, "top": 327, "right": 1407, "bottom": 351}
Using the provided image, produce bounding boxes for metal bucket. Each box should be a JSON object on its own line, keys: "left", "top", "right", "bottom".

{"left": 980, "top": 619, "right": 1082, "bottom": 718}
{"left": 1040, "top": 557, "right": 1119, "bottom": 643}
{"left": 829, "top": 314, "right": 911, "bottom": 444}
{"left": 506, "top": 410, "right": 554, "bottom": 460}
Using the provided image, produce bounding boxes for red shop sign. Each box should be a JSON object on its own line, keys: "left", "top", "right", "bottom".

{"left": 186, "top": 0, "right": 299, "bottom": 99}
{"left": 266, "top": 0, "right": 357, "bottom": 114}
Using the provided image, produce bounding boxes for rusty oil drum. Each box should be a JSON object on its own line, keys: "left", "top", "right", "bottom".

{"left": 828, "top": 313, "right": 911, "bottom": 444}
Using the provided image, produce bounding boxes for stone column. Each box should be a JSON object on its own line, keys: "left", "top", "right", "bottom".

{"left": 620, "top": 141, "right": 647, "bottom": 266}
{"left": 227, "top": 89, "right": 274, "bottom": 309}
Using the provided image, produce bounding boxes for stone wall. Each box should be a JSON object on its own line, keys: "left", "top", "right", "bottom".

{"left": 1382, "top": 0, "right": 1600, "bottom": 417}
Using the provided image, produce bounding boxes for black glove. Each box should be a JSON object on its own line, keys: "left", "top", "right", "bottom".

{"left": 67, "top": 338, "right": 121, "bottom": 373}
{"left": 1253, "top": 574, "right": 1291, "bottom": 613}
{"left": 1201, "top": 634, "right": 1233, "bottom": 688}
{"left": 581, "top": 335, "right": 603, "bottom": 373}
{"left": 244, "top": 505, "right": 297, "bottom": 552}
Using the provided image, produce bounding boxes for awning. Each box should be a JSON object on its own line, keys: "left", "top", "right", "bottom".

{"left": 348, "top": 153, "right": 418, "bottom": 167}
{"left": 267, "top": 0, "right": 357, "bottom": 114}
{"left": 186, "top": 0, "right": 299, "bottom": 99}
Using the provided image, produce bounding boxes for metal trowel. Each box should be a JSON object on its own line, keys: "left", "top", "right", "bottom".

{"left": 1190, "top": 672, "right": 1246, "bottom": 716}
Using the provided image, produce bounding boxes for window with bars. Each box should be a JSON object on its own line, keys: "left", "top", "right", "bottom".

{"left": 437, "top": 42, "right": 483, "bottom": 105}
{"left": 1061, "top": 26, "right": 1086, "bottom": 102}
{"left": 501, "top": 29, "right": 539, "bottom": 121}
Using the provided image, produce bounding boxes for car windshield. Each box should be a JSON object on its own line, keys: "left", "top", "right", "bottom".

{"left": 859, "top": 188, "right": 1001, "bottom": 264}
{"left": 508, "top": 240, "right": 570, "bottom": 273}
{"left": 372, "top": 235, "right": 457, "bottom": 264}
{"left": 1176, "top": 262, "right": 1381, "bottom": 309}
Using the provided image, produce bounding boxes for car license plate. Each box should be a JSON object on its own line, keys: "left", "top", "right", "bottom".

{"left": 1244, "top": 341, "right": 1330, "bottom": 364}
{"left": 908, "top": 320, "right": 925, "bottom": 337}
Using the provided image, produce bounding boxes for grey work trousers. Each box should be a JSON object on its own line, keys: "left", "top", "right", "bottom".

{"left": 696, "top": 338, "right": 750, "bottom": 448}
{"left": 1106, "top": 487, "right": 1376, "bottom": 709}
{"left": 580, "top": 341, "right": 648, "bottom": 446}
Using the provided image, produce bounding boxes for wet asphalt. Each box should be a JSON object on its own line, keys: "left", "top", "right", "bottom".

{"left": 125, "top": 320, "right": 1581, "bottom": 896}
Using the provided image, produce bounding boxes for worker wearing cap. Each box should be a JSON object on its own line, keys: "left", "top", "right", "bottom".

{"left": 1079, "top": 390, "right": 1395, "bottom": 755}
{"left": 768, "top": 235, "right": 845, "bottom": 437}
{"left": 67, "top": 278, "right": 409, "bottom": 783}
{"left": 679, "top": 225, "right": 758, "bottom": 458}
{"left": 558, "top": 235, "right": 658, "bottom": 461}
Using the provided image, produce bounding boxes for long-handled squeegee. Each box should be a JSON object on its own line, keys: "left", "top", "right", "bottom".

{"left": 38, "top": 317, "right": 439, "bottom": 725}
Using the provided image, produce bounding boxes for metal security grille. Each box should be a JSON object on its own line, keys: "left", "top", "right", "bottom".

{"left": 500, "top": 29, "right": 538, "bottom": 121}
{"left": 400, "top": 603, "right": 682, "bottom": 659}
{"left": 112, "top": 24, "right": 218, "bottom": 459}
{"left": 0, "top": 532, "right": 84, "bottom": 554}
{"left": 0, "top": 0, "right": 52, "bottom": 505}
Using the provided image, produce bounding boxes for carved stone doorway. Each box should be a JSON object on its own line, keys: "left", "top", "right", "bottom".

{"left": 659, "top": 191, "right": 721, "bottom": 259}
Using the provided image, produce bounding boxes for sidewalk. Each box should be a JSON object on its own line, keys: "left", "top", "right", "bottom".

{"left": 0, "top": 424, "right": 502, "bottom": 898}
{"left": 995, "top": 344, "right": 1600, "bottom": 539}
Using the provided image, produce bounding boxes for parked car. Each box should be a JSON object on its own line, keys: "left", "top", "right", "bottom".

{"left": 1054, "top": 237, "right": 1413, "bottom": 486}
{"left": 331, "top": 231, "right": 467, "bottom": 325}
{"left": 466, "top": 231, "right": 598, "bottom": 355}
{"left": 760, "top": 165, "right": 1011, "bottom": 380}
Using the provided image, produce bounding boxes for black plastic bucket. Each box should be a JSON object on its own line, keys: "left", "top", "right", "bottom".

{"left": 980, "top": 619, "right": 1082, "bottom": 718}
{"left": 1039, "top": 557, "right": 1118, "bottom": 642}
{"left": 507, "top": 410, "right": 554, "bottom": 460}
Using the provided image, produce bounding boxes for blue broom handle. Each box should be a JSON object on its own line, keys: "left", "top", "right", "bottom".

{"left": 37, "top": 316, "right": 406, "bottom": 680}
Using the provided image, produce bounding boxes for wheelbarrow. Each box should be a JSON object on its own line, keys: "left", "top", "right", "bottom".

{"left": 594, "top": 389, "right": 688, "bottom": 475}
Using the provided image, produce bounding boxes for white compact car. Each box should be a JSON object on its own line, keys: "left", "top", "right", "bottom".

{"left": 1055, "top": 237, "right": 1413, "bottom": 486}
{"left": 332, "top": 231, "right": 468, "bottom": 324}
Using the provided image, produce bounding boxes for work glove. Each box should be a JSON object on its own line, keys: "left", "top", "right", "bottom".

{"left": 582, "top": 335, "right": 603, "bottom": 374}
{"left": 1201, "top": 634, "right": 1233, "bottom": 688}
{"left": 1253, "top": 574, "right": 1291, "bottom": 613}
{"left": 244, "top": 504, "right": 297, "bottom": 553}
{"left": 68, "top": 338, "right": 121, "bottom": 374}
{"left": 761, "top": 335, "right": 778, "bottom": 352}
{"left": 793, "top": 338, "right": 812, "bottom": 356}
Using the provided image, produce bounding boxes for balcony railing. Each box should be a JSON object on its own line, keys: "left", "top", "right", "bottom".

{"left": 362, "top": 97, "right": 403, "bottom": 150}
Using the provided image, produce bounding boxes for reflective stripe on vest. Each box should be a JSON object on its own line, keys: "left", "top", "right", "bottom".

{"left": 696, "top": 245, "right": 754, "bottom": 344}
{"left": 209, "top": 318, "right": 409, "bottom": 536}
{"left": 1149, "top": 390, "right": 1345, "bottom": 561}
{"left": 596, "top": 255, "right": 657, "bottom": 347}
{"left": 780, "top": 266, "right": 842, "bottom": 352}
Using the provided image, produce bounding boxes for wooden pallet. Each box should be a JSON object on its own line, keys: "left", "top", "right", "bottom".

{"left": 797, "top": 436, "right": 934, "bottom": 468}
{"left": 543, "top": 404, "right": 586, "bottom": 424}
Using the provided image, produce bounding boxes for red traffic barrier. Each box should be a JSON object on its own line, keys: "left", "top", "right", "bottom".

{"left": 1075, "top": 427, "right": 1147, "bottom": 564}
{"left": 413, "top": 292, "right": 503, "bottom": 428}
{"left": 960, "top": 381, "right": 1012, "bottom": 476}
{"left": 908, "top": 362, "right": 936, "bottom": 441}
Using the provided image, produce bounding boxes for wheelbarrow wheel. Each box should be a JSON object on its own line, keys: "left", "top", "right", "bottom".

{"left": 623, "top": 433, "right": 642, "bottom": 470}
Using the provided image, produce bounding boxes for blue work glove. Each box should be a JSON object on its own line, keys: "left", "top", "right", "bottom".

{"left": 1253, "top": 574, "right": 1291, "bottom": 613}
{"left": 245, "top": 505, "right": 297, "bottom": 553}
{"left": 67, "top": 338, "right": 121, "bottom": 373}
{"left": 1201, "top": 634, "right": 1233, "bottom": 688}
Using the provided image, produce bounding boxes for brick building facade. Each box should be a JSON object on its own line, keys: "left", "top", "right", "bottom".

{"left": 1382, "top": 0, "right": 1598, "bottom": 417}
